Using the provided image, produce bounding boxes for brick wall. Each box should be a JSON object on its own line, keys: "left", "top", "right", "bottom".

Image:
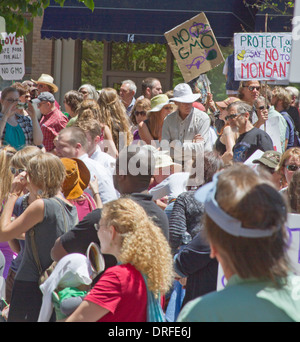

{"left": 30, "top": 14, "right": 54, "bottom": 80}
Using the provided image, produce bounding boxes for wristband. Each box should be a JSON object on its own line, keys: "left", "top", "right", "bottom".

{"left": 93, "top": 193, "right": 100, "bottom": 197}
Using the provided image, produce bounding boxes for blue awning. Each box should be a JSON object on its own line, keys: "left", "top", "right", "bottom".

{"left": 41, "top": 0, "right": 256, "bottom": 45}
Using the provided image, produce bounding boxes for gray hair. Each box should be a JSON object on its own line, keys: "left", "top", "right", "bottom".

{"left": 227, "top": 101, "right": 253, "bottom": 122}
{"left": 286, "top": 86, "right": 299, "bottom": 105}
{"left": 78, "top": 84, "right": 99, "bottom": 101}
{"left": 122, "top": 80, "right": 137, "bottom": 95}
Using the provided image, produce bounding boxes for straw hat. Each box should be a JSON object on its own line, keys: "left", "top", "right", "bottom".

{"left": 31, "top": 74, "right": 58, "bottom": 93}
{"left": 61, "top": 158, "right": 90, "bottom": 200}
{"left": 149, "top": 94, "right": 170, "bottom": 112}
{"left": 170, "top": 83, "right": 200, "bottom": 103}
{"left": 215, "top": 97, "right": 240, "bottom": 109}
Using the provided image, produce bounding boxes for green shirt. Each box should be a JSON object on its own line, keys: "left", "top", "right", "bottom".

{"left": 177, "top": 274, "right": 300, "bottom": 322}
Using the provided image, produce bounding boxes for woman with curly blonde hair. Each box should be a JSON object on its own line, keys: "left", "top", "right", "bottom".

{"left": 97, "top": 88, "right": 133, "bottom": 151}
{"left": 67, "top": 198, "right": 174, "bottom": 322}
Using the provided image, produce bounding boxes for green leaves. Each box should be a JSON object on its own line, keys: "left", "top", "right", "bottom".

{"left": 0, "top": 0, "right": 94, "bottom": 37}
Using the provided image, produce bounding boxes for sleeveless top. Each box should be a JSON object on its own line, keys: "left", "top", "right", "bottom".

{"left": 144, "top": 119, "right": 159, "bottom": 140}
{"left": 15, "top": 197, "right": 78, "bottom": 282}
{"left": 214, "top": 135, "right": 226, "bottom": 156}
{"left": 4, "top": 123, "right": 26, "bottom": 150}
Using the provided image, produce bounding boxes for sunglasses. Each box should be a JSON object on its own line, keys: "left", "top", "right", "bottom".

{"left": 134, "top": 111, "right": 147, "bottom": 116}
{"left": 225, "top": 114, "right": 239, "bottom": 121}
{"left": 10, "top": 167, "right": 26, "bottom": 175}
{"left": 248, "top": 86, "right": 261, "bottom": 91}
{"left": 286, "top": 165, "right": 300, "bottom": 172}
{"left": 257, "top": 105, "right": 270, "bottom": 111}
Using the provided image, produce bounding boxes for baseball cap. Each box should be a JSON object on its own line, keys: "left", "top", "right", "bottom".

{"left": 33, "top": 91, "right": 55, "bottom": 104}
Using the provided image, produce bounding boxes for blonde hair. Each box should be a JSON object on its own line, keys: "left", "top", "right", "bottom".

{"left": 204, "top": 164, "right": 289, "bottom": 285}
{"left": 26, "top": 153, "right": 66, "bottom": 199}
{"left": 273, "top": 86, "right": 292, "bottom": 110}
{"left": 276, "top": 147, "right": 300, "bottom": 187}
{"left": 97, "top": 88, "right": 133, "bottom": 150}
{"left": 76, "top": 99, "right": 102, "bottom": 123}
{"left": 11, "top": 146, "right": 42, "bottom": 170}
{"left": 0, "top": 146, "right": 17, "bottom": 205}
{"left": 101, "top": 198, "right": 174, "bottom": 297}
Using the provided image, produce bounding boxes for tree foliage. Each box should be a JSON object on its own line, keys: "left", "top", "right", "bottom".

{"left": 243, "top": 0, "right": 294, "bottom": 14}
{"left": 0, "top": 0, "right": 94, "bottom": 37}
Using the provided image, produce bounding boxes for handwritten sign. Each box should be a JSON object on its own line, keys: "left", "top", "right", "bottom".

{"left": 217, "top": 214, "right": 300, "bottom": 291}
{"left": 164, "top": 13, "right": 224, "bottom": 83}
{"left": 0, "top": 32, "right": 25, "bottom": 80}
{"left": 234, "top": 32, "right": 292, "bottom": 81}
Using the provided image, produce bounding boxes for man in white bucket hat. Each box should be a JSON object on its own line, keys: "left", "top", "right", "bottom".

{"left": 161, "top": 83, "right": 211, "bottom": 164}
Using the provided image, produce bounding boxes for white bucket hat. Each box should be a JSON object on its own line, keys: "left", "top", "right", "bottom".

{"left": 170, "top": 83, "right": 200, "bottom": 103}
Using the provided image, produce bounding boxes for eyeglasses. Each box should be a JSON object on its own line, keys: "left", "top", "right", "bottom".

{"left": 286, "top": 165, "right": 300, "bottom": 172}
{"left": 10, "top": 167, "right": 26, "bottom": 175}
{"left": 248, "top": 86, "right": 261, "bottom": 91}
{"left": 134, "top": 111, "right": 147, "bottom": 116}
{"left": 5, "top": 98, "right": 19, "bottom": 103}
{"left": 225, "top": 114, "right": 239, "bottom": 121}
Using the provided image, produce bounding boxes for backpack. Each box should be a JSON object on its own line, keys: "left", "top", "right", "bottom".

{"left": 282, "top": 111, "right": 300, "bottom": 148}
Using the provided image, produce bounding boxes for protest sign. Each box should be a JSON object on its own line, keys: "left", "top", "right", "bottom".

{"left": 164, "top": 12, "right": 224, "bottom": 83}
{"left": 234, "top": 32, "right": 292, "bottom": 81}
{"left": 0, "top": 32, "right": 25, "bottom": 80}
{"left": 287, "top": 213, "right": 300, "bottom": 276}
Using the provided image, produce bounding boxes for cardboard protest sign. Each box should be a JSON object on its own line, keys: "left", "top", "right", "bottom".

{"left": 234, "top": 32, "right": 292, "bottom": 81}
{"left": 0, "top": 32, "right": 25, "bottom": 80}
{"left": 164, "top": 12, "right": 224, "bottom": 83}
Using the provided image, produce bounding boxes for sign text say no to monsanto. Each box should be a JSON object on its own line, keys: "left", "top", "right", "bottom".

{"left": 234, "top": 32, "right": 292, "bottom": 81}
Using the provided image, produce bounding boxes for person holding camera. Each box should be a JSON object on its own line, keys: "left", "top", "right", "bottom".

{"left": 0, "top": 87, "right": 43, "bottom": 150}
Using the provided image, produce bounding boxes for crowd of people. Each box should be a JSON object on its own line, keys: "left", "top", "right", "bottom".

{"left": 0, "top": 71, "right": 299, "bottom": 323}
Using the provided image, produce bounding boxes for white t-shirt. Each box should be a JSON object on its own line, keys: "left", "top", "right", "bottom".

{"left": 79, "top": 153, "right": 119, "bottom": 204}
{"left": 149, "top": 172, "right": 190, "bottom": 201}
{"left": 90, "top": 145, "right": 116, "bottom": 175}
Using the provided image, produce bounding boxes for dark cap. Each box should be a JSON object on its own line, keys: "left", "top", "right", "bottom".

{"left": 36, "top": 92, "right": 55, "bottom": 103}
{"left": 253, "top": 150, "right": 281, "bottom": 169}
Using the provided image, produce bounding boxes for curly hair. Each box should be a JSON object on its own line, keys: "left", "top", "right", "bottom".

{"left": 97, "top": 88, "right": 132, "bottom": 150}
{"left": 76, "top": 99, "right": 102, "bottom": 123}
{"left": 101, "top": 198, "right": 174, "bottom": 297}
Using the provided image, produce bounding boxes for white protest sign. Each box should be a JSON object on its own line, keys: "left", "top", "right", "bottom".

{"left": 287, "top": 213, "right": 300, "bottom": 275}
{"left": 217, "top": 214, "right": 300, "bottom": 291}
{"left": 234, "top": 32, "right": 292, "bottom": 81}
{"left": 261, "top": 116, "right": 282, "bottom": 153}
{"left": 290, "top": 0, "right": 300, "bottom": 83}
{"left": 0, "top": 32, "right": 25, "bottom": 80}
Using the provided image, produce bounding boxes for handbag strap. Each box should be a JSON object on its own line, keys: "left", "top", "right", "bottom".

{"left": 29, "top": 197, "right": 68, "bottom": 276}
